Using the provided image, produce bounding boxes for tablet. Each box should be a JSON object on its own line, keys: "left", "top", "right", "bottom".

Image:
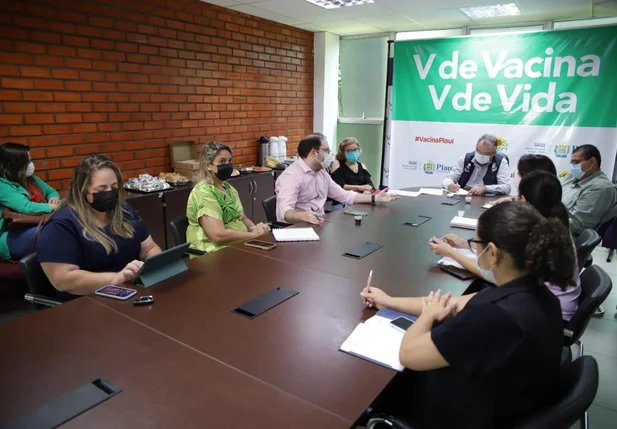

{"left": 133, "top": 242, "right": 190, "bottom": 288}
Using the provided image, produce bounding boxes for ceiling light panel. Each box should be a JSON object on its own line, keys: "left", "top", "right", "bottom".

{"left": 305, "top": 0, "right": 375, "bottom": 10}
{"left": 461, "top": 3, "right": 521, "bottom": 19}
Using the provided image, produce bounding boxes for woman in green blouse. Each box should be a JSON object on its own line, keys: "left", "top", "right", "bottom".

{"left": 186, "top": 142, "right": 270, "bottom": 253}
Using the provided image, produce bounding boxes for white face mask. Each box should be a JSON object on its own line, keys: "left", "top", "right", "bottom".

{"left": 26, "top": 162, "right": 35, "bottom": 177}
{"left": 320, "top": 152, "right": 334, "bottom": 170}
{"left": 474, "top": 152, "right": 492, "bottom": 165}
{"left": 475, "top": 245, "right": 497, "bottom": 284}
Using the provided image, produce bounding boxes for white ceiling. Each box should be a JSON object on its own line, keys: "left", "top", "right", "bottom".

{"left": 201, "top": 0, "right": 617, "bottom": 35}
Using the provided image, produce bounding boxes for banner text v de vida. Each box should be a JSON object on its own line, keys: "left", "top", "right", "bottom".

{"left": 413, "top": 48, "right": 601, "bottom": 113}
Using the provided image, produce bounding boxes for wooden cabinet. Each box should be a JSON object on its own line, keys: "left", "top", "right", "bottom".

{"left": 126, "top": 173, "right": 275, "bottom": 250}
{"left": 126, "top": 191, "right": 167, "bottom": 249}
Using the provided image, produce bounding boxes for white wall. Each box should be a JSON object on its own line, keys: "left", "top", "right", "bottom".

{"left": 313, "top": 32, "right": 339, "bottom": 149}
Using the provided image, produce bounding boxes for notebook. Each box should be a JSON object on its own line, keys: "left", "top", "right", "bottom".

{"left": 450, "top": 216, "right": 478, "bottom": 230}
{"left": 272, "top": 227, "right": 320, "bottom": 242}
{"left": 438, "top": 248, "right": 477, "bottom": 269}
{"left": 387, "top": 189, "right": 421, "bottom": 198}
{"left": 419, "top": 188, "right": 444, "bottom": 196}
{"left": 340, "top": 315, "right": 406, "bottom": 371}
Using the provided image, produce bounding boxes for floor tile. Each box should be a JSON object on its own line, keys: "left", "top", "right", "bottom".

{"left": 580, "top": 318, "right": 617, "bottom": 359}
{"left": 571, "top": 404, "right": 617, "bottom": 429}
{"left": 584, "top": 351, "right": 617, "bottom": 412}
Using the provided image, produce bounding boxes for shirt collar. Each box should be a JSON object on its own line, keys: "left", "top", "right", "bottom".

{"left": 473, "top": 275, "right": 539, "bottom": 303}
{"left": 298, "top": 157, "right": 316, "bottom": 174}
{"left": 576, "top": 169, "right": 603, "bottom": 186}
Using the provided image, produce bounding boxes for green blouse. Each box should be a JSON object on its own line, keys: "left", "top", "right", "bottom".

{"left": 186, "top": 181, "right": 247, "bottom": 253}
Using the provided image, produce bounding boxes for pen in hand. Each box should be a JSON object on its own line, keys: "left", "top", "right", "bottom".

{"left": 363, "top": 269, "right": 373, "bottom": 306}
{"left": 310, "top": 207, "right": 322, "bottom": 221}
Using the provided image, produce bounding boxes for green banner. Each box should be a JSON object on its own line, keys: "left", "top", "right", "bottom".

{"left": 392, "top": 26, "right": 617, "bottom": 127}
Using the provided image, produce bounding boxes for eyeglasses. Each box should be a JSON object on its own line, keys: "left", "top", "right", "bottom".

{"left": 319, "top": 147, "right": 331, "bottom": 154}
{"left": 344, "top": 148, "right": 359, "bottom": 154}
{"left": 467, "top": 238, "right": 486, "bottom": 254}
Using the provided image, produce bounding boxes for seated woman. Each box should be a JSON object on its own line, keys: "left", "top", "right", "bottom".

{"left": 186, "top": 141, "right": 270, "bottom": 253}
{"left": 362, "top": 202, "right": 572, "bottom": 428}
{"left": 0, "top": 142, "right": 61, "bottom": 261}
{"left": 428, "top": 171, "right": 580, "bottom": 321}
{"left": 493, "top": 153, "right": 557, "bottom": 205}
{"left": 36, "top": 155, "right": 162, "bottom": 296}
{"left": 330, "top": 137, "right": 374, "bottom": 194}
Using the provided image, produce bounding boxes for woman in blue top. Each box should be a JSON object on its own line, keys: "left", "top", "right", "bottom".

{"left": 0, "top": 142, "right": 61, "bottom": 261}
{"left": 36, "top": 155, "right": 162, "bottom": 296}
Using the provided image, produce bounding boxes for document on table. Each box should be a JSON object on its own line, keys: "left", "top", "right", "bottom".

{"left": 272, "top": 227, "right": 320, "bottom": 242}
{"left": 438, "top": 248, "right": 477, "bottom": 269}
{"left": 453, "top": 189, "right": 468, "bottom": 196}
{"left": 388, "top": 189, "right": 421, "bottom": 197}
{"left": 419, "top": 188, "right": 444, "bottom": 196}
{"left": 450, "top": 216, "right": 478, "bottom": 230}
{"left": 340, "top": 315, "right": 405, "bottom": 372}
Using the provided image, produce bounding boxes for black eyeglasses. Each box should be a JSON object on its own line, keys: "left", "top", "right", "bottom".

{"left": 319, "top": 147, "right": 331, "bottom": 154}
{"left": 467, "top": 238, "right": 486, "bottom": 254}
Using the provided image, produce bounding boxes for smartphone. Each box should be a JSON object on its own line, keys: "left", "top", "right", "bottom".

{"left": 481, "top": 203, "right": 493, "bottom": 209}
{"left": 344, "top": 210, "right": 368, "bottom": 217}
{"left": 404, "top": 216, "right": 431, "bottom": 227}
{"left": 390, "top": 317, "right": 414, "bottom": 333}
{"left": 245, "top": 240, "right": 277, "bottom": 251}
{"left": 95, "top": 285, "right": 137, "bottom": 300}
{"left": 441, "top": 198, "right": 461, "bottom": 206}
{"left": 439, "top": 265, "right": 476, "bottom": 280}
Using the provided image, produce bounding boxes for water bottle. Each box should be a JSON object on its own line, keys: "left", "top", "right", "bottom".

{"left": 278, "top": 136, "right": 287, "bottom": 162}
{"left": 259, "top": 136, "right": 269, "bottom": 166}
{"left": 269, "top": 137, "right": 279, "bottom": 163}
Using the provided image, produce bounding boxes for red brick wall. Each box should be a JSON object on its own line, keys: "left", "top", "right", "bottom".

{"left": 0, "top": 0, "right": 314, "bottom": 191}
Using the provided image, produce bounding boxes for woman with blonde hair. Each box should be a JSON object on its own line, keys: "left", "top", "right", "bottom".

{"left": 186, "top": 142, "right": 270, "bottom": 253}
{"left": 330, "top": 137, "right": 374, "bottom": 194}
{"left": 36, "top": 155, "right": 162, "bottom": 296}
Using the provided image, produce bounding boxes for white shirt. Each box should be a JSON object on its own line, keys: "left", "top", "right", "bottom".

{"left": 442, "top": 154, "right": 511, "bottom": 195}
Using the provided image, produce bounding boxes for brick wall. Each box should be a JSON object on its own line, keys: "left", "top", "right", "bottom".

{"left": 0, "top": 0, "right": 314, "bottom": 191}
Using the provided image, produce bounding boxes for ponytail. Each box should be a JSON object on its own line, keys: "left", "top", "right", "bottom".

{"left": 524, "top": 218, "right": 575, "bottom": 290}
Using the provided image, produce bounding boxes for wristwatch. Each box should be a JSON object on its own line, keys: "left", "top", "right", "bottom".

{"left": 371, "top": 194, "right": 376, "bottom": 205}
{"left": 249, "top": 226, "right": 256, "bottom": 231}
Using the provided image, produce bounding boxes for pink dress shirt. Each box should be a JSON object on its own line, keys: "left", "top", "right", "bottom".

{"left": 275, "top": 158, "right": 357, "bottom": 222}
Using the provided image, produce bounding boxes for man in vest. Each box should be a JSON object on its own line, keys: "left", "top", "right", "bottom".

{"left": 442, "top": 134, "right": 511, "bottom": 196}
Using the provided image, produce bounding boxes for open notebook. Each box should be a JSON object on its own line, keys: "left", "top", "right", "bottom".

{"left": 272, "top": 227, "right": 320, "bottom": 242}
{"left": 340, "top": 309, "right": 418, "bottom": 372}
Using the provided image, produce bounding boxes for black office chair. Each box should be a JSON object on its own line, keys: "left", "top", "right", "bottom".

{"left": 367, "top": 356, "right": 599, "bottom": 429}
{"left": 262, "top": 195, "right": 277, "bottom": 223}
{"left": 262, "top": 195, "right": 291, "bottom": 228}
{"left": 19, "top": 252, "right": 61, "bottom": 309}
{"left": 574, "top": 229, "right": 601, "bottom": 273}
{"left": 564, "top": 265, "right": 612, "bottom": 358}
{"left": 169, "top": 215, "right": 206, "bottom": 256}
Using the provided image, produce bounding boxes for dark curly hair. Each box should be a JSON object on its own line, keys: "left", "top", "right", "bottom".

{"left": 477, "top": 202, "right": 575, "bottom": 290}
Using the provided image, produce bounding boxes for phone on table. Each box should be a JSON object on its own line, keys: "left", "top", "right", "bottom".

{"left": 390, "top": 316, "right": 414, "bottom": 333}
{"left": 404, "top": 216, "right": 431, "bottom": 227}
{"left": 344, "top": 210, "right": 368, "bottom": 217}
{"left": 245, "top": 240, "right": 277, "bottom": 251}
{"left": 95, "top": 285, "right": 137, "bottom": 300}
{"left": 439, "top": 265, "right": 476, "bottom": 280}
{"left": 441, "top": 198, "right": 461, "bottom": 206}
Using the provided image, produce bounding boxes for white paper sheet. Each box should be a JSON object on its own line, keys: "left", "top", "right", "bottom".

{"left": 419, "top": 188, "right": 444, "bottom": 196}
{"left": 388, "top": 190, "right": 421, "bottom": 197}
{"left": 438, "top": 248, "right": 477, "bottom": 269}
{"left": 450, "top": 216, "right": 478, "bottom": 230}
{"left": 272, "top": 228, "right": 320, "bottom": 242}
{"left": 340, "top": 316, "right": 405, "bottom": 372}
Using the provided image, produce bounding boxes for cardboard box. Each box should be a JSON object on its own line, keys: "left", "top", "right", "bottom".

{"left": 174, "top": 167, "right": 200, "bottom": 182}
{"left": 170, "top": 141, "right": 198, "bottom": 169}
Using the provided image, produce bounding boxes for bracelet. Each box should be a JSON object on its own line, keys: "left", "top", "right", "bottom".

{"left": 249, "top": 226, "right": 256, "bottom": 231}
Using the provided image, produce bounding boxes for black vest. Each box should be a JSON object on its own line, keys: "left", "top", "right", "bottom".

{"left": 458, "top": 152, "right": 508, "bottom": 188}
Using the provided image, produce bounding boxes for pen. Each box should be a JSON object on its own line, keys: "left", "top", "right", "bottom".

{"left": 366, "top": 269, "right": 373, "bottom": 293}
{"left": 311, "top": 207, "right": 322, "bottom": 221}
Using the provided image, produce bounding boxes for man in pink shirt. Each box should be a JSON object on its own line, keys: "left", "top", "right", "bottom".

{"left": 275, "top": 134, "right": 399, "bottom": 224}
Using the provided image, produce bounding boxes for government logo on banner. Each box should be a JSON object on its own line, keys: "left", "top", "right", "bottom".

{"left": 497, "top": 137, "right": 508, "bottom": 153}
{"left": 554, "top": 144, "right": 571, "bottom": 158}
{"left": 423, "top": 161, "right": 435, "bottom": 174}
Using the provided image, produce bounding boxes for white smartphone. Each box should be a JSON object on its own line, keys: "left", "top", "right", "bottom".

{"left": 390, "top": 316, "right": 414, "bottom": 333}
{"left": 95, "top": 285, "right": 137, "bottom": 301}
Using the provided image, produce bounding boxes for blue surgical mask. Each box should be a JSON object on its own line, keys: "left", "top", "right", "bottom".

{"left": 476, "top": 245, "right": 497, "bottom": 284}
{"left": 570, "top": 162, "right": 587, "bottom": 180}
{"left": 345, "top": 150, "right": 360, "bottom": 163}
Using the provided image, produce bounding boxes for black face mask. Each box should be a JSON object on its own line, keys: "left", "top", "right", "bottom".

{"left": 89, "top": 188, "right": 119, "bottom": 213}
{"left": 215, "top": 163, "right": 233, "bottom": 181}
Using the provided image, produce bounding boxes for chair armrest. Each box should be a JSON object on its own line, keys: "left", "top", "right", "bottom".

{"left": 564, "top": 328, "right": 574, "bottom": 339}
{"left": 367, "top": 414, "right": 414, "bottom": 429}
{"left": 24, "top": 293, "right": 62, "bottom": 308}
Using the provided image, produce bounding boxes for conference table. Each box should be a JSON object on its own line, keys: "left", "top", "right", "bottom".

{"left": 0, "top": 189, "right": 496, "bottom": 428}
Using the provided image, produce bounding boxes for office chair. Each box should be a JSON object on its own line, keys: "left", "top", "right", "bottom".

{"left": 564, "top": 265, "right": 612, "bottom": 359}
{"left": 262, "top": 195, "right": 291, "bottom": 228}
{"left": 598, "top": 216, "right": 617, "bottom": 263}
{"left": 19, "top": 252, "right": 61, "bottom": 309}
{"left": 367, "top": 356, "right": 599, "bottom": 429}
{"left": 574, "top": 229, "right": 601, "bottom": 273}
{"left": 169, "top": 215, "right": 206, "bottom": 256}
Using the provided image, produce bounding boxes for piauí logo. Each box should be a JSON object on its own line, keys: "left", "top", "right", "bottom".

{"left": 554, "top": 144, "right": 570, "bottom": 158}
{"left": 423, "top": 161, "right": 435, "bottom": 174}
{"left": 496, "top": 137, "right": 508, "bottom": 153}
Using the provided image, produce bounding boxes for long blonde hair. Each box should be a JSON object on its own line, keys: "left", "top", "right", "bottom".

{"left": 336, "top": 137, "right": 360, "bottom": 164}
{"left": 198, "top": 141, "right": 232, "bottom": 184}
{"left": 66, "top": 155, "right": 134, "bottom": 255}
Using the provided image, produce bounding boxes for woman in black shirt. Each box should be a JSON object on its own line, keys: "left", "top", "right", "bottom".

{"left": 362, "top": 202, "right": 574, "bottom": 428}
{"left": 330, "top": 137, "right": 374, "bottom": 193}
